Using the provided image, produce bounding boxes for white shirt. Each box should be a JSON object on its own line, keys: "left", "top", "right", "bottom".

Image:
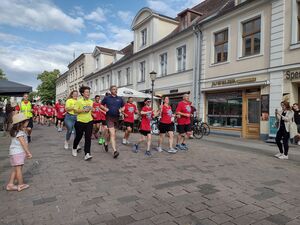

{"left": 9, "top": 131, "right": 27, "bottom": 155}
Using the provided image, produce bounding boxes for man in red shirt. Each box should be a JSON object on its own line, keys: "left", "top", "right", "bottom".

{"left": 133, "top": 98, "right": 155, "bottom": 156}
{"left": 56, "top": 100, "right": 66, "bottom": 132}
{"left": 175, "top": 94, "right": 192, "bottom": 150}
{"left": 121, "top": 97, "right": 138, "bottom": 145}
{"left": 45, "top": 102, "right": 55, "bottom": 126}
{"left": 92, "top": 95, "right": 107, "bottom": 139}
{"left": 40, "top": 104, "right": 47, "bottom": 125}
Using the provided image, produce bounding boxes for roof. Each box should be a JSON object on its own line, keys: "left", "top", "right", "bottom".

{"left": 0, "top": 80, "right": 32, "bottom": 96}
{"left": 68, "top": 53, "right": 91, "bottom": 68}
{"left": 95, "top": 46, "right": 120, "bottom": 55}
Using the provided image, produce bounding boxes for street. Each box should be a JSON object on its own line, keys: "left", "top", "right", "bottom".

{"left": 0, "top": 125, "right": 300, "bottom": 225}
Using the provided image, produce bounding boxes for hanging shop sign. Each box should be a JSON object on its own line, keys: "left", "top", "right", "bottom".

{"left": 212, "top": 77, "right": 256, "bottom": 87}
{"left": 285, "top": 70, "right": 300, "bottom": 81}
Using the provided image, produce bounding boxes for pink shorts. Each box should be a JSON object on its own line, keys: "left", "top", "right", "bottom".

{"left": 10, "top": 152, "right": 26, "bottom": 166}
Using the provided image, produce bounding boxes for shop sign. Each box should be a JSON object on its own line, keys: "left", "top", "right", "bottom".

{"left": 285, "top": 70, "right": 300, "bottom": 81}
{"left": 212, "top": 77, "right": 256, "bottom": 87}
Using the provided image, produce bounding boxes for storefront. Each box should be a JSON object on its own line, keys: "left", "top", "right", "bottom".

{"left": 201, "top": 76, "right": 270, "bottom": 139}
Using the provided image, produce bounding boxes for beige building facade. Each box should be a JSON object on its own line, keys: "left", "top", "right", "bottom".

{"left": 55, "top": 71, "right": 68, "bottom": 100}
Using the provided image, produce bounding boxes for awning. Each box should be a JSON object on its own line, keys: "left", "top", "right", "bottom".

{"left": 201, "top": 81, "right": 269, "bottom": 92}
{"left": 0, "top": 80, "right": 32, "bottom": 96}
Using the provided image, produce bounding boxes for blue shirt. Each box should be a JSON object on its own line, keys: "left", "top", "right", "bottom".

{"left": 102, "top": 95, "right": 124, "bottom": 117}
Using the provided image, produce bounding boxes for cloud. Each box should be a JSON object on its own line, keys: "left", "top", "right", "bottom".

{"left": 84, "top": 7, "right": 106, "bottom": 23}
{"left": 117, "top": 11, "right": 134, "bottom": 25}
{"left": 147, "top": 0, "right": 204, "bottom": 17}
{"left": 86, "top": 32, "right": 107, "bottom": 40}
{"left": 0, "top": 32, "right": 25, "bottom": 44}
{"left": 0, "top": 0, "right": 84, "bottom": 33}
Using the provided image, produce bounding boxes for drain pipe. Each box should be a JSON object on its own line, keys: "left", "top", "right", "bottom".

{"left": 197, "top": 27, "right": 203, "bottom": 119}
{"left": 192, "top": 25, "right": 199, "bottom": 108}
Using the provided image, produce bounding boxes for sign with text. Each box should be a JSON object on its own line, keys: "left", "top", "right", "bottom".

{"left": 285, "top": 70, "right": 300, "bottom": 81}
{"left": 212, "top": 77, "right": 256, "bottom": 87}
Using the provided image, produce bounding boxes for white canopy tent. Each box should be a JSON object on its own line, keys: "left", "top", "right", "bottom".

{"left": 101, "top": 87, "right": 160, "bottom": 99}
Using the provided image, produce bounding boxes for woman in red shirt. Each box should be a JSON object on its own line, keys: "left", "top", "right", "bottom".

{"left": 121, "top": 97, "right": 139, "bottom": 145}
{"left": 92, "top": 95, "right": 107, "bottom": 139}
{"left": 157, "top": 97, "right": 177, "bottom": 153}
{"left": 133, "top": 98, "right": 155, "bottom": 156}
{"left": 56, "top": 100, "right": 66, "bottom": 132}
{"left": 45, "top": 102, "right": 55, "bottom": 126}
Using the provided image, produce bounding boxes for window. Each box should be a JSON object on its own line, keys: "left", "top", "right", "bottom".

{"left": 160, "top": 53, "right": 168, "bottom": 76}
{"left": 90, "top": 81, "right": 93, "bottom": 90}
{"left": 82, "top": 65, "right": 84, "bottom": 77}
{"left": 101, "top": 77, "right": 105, "bottom": 90}
{"left": 106, "top": 75, "right": 110, "bottom": 89}
{"left": 207, "top": 92, "right": 242, "bottom": 128}
{"left": 139, "top": 61, "right": 146, "bottom": 82}
{"left": 95, "top": 79, "right": 98, "bottom": 92}
{"left": 177, "top": 45, "right": 186, "bottom": 72}
{"left": 242, "top": 17, "right": 261, "bottom": 56}
{"left": 214, "top": 29, "right": 228, "bottom": 63}
{"left": 96, "top": 57, "right": 99, "bottom": 69}
{"left": 75, "top": 68, "right": 78, "bottom": 80}
{"left": 126, "top": 67, "right": 131, "bottom": 85}
{"left": 141, "top": 29, "right": 147, "bottom": 46}
{"left": 117, "top": 71, "right": 121, "bottom": 87}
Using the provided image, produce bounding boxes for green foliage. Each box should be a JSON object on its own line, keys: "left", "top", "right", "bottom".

{"left": 37, "top": 69, "right": 60, "bottom": 103}
{"left": 0, "top": 68, "right": 7, "bottom": 80}
{"left": 28, "top": 91, "right": 38, "bottom": 102}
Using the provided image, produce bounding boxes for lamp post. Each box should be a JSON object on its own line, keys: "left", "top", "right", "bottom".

{"left": 149, "top": 71, "right": 157, "bottom": 109}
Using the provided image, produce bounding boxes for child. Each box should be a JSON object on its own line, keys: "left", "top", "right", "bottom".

{"left": 6, "top": 113, "right": 32, "bottom": 192}
{"left": 133, "top": 98, "right": 155, "bottom": 156}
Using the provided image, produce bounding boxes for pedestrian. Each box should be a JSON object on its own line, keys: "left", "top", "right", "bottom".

{"left": 64, "top": 90, "right": 78, "bottom": 150}
{"left": 72, "top": 86, "right": 93, "bottom": 160}
{"left": 121, "top": 97, "right": 139, "bottom": 145}
{"left": 45, "top": 101, "right": 55, "bottom": 126}
{"left": 100, "top": 85, "right": 124, "bottom": 159}
{"left": 6, "top": 113, "right": 32, "bottom": 192}
{"left": 292, "top": 103, "right": 300, "bottom": 145}
{"left": 157, "top": 97, "right": 177, "bottom": 153}
{"left": 175, "top": 94, "right": 192, "bottom": 150}
{"left": 275, "top": 101, "right": 294, "bottom": 160}
{"left": 56, "top": 99, "right": 66, "bottom": 132}
{"left": 133, "top": 98, "right": 155, "bottom": 156}
{"left": 16, "top": 93, "right": 34, "bottom": 143}
{"left": 92, "top": 95, "right": 107, "bottom": 139}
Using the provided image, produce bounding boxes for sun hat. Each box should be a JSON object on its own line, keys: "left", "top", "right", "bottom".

{"left": 12, "top": 113, "right": 29, "bottom": 125}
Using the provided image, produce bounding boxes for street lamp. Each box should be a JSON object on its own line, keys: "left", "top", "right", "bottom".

{"left": 149, "top": 71, "right": 157, "bottom": 109}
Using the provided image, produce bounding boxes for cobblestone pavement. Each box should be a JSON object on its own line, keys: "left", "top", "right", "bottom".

{"left": 0, "top": 125, "right": 300, "bottom": 225}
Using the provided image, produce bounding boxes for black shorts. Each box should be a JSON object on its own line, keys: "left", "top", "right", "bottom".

{"left": 57, "top": 118, "right": 64, "bottom": 122}
{"left": 27, "top": 118, "right": 33, "bottom": 129}
{"left": 140, "top": 130, "right": 151, "bottom": 136}
{"left": 124, "top": 122, "right": 134, "bottom": 129}
{"left": 45, "top": 116, "right": 53, "bottom": 119}
{"left": 106, "top": 116, "right": 119, "bottom": 128}
{"left": 94, "top": 120, "right": 107, "bottom": 125}
{"left": 159, "top": 122, "right": 174, "bottom": 134}
{"left": 177, "top": 124, "right": 192, "bottom": 134}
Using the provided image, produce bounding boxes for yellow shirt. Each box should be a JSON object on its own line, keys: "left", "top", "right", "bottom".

{"left": 21, "top": 101, "right": 33, "bottom": 118}
{"left": 75, "top": 98, "right": 93, "bottom": 123}
{"left": 65, "top": 98, "right": 77, "bottom": 115}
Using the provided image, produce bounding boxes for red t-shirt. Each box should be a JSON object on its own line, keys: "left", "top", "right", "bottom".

{"left": 176, "top": 101, "right": 192, "bottom": 125}
{"left": 45, "top": 107, "right": 54, "bottom": 116}
{"left": 56, "top": 104, "right": 66, "bottom": 119}
{"left": 33, "top": 105, "right": 39, "bottom": 115}
{"left": 140, "top": 106, "right": 153, "bottom": 131}
{"left": 40, "top": 106, "right": 47, "bottom": 115}
{"left": 123, "top": 103, "right": 137, "bottom": 123}
{"left": 160, "top": 105, "right": 173, "bottom": 124}
{"left": 92, "top": 102, "right": 105, "bottom": 121}
{"left": 15, "top": 105, "right": 20, "bottom": 111}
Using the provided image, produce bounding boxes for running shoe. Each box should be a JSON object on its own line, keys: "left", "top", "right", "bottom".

{"left": 122, "top": 139, "right": 127, "bottom": 145}
{"left": 156, "top": 146, "right": 163, "bottom": 152}
{"left": 145, "top": 150, "right": 152, "bottom": 156}
{"left": 175, "top": 144, "right": 186, "bottom": 151}
{"left": 113, "top": 151, "right": 119, "bottom": 159}
{"left": 64, "top": 141, "right": 68, "bottom": 150}
{"left": 132, "top": 144, "right": 139, "bottom": 153}
{"left": 72, "top": 149, "right": 77, "bottom": 157}
{"left": 104, "top": 144, "right": 109, "bottom": 152}
{"left": 167, "top": 148, "right": 177, "bottom": 154}
{"left": 279, "top": 155, "right": 288, "bottom": 160}
{"left": 181, "top": 143, "right": 188, "bottom": 150}
{"left": 274, "top": 153, "right": 282, "bottom": 158}
{"left": 84, "top": 153, "right": 93, "bottom": 161}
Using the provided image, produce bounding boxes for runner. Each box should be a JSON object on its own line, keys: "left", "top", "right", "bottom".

{"left": 40, "top": 104, "right": 47, "bottom": 125}
{"left": 92, "top": 95, "right": 107, "bottom": 139}
{"left": 64, "top": 90, "right": 78, "bottom": 150}
{"left": 32, "top": 104, "right": 39, "bottom": 123}
{"left": 56, "top": 99, "right": 66, "bottom": 132}
{"left": 16, "top": 93, "right": 34, "bottom": 143}
{"left": 100, "top": 85, "right": 124, "bottom": 159}
{"left": 45, "top": 102, "right": 55, "bottom": 126}
{"left": 121, "top": 97, "right": 139, "bottom": 145}
{"left": 157, "top": 97, "right": 177, "bottom": 153}
{"left": 54, "top": 100, "right": 60, "bottom": 127}
{"left": 175, "top": 94, "right": 192, "bottom": 150}
{"left": 73, "top": 86, "right": 93, "bottom": 160}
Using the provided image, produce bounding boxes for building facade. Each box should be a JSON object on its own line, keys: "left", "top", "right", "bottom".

{"left": 55, "top": 71, "right": 68, "bottom": 101}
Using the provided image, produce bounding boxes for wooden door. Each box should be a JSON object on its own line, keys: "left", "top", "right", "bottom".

{"left": 243, "top": 92, "right": 260, "bottom": 139}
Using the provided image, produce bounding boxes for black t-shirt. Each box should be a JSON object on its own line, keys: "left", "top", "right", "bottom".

{"left": 280, "top": 111, "right": 286, "bottom": 128}
{"left": 293, "top": 109, "right": 300, "bottom": 125}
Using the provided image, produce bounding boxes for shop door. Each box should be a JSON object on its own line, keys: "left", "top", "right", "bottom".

{"left": 243, "top": 94, "right": 260, "bottom": 139}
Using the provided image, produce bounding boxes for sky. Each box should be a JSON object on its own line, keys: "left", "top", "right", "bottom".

{"left": 0, "top": 0, "right": 203, "bottom": 90}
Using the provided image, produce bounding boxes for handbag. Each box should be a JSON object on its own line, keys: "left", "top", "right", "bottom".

{"left": 289, "top": 117, "right": 298, "bottom": 138}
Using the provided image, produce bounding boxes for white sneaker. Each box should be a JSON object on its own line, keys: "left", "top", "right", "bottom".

{"left": 279, "top": 155, "right": 288, "bottom": 160}
{"left": 122, "top": 139, "right": 127, "bottom": 145}
{"left": 126, "top": 140, "right": 130, "bottom": 144}
{"left": 167, "top": 148, "right": 177, "bottom": 154}
{"left": 72, "top": 149, "right": 77, "bottom": 157}
{"left": 76, "top": 146, "right": 82, "bottom": 151}
{"left": 156, "top": 146, "right": 163, "bottom": 152}
{"left": 274, "top": 153, "right": 282, "bottom": 158}
{"left": 64, "top": 141, "right": 69, "bottom": 150}
{"left": 84, "top": 153, "right": 93, "bottom": 160}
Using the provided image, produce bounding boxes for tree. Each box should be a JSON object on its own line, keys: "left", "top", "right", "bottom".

{"left": 28, "top": 91, "right": 38, "bottom": 102}
{"left": 37, "top": 69, "right": 60, "bottom": 103}
{"left": 0, "top": 68, "right": 7, "bottom": 80}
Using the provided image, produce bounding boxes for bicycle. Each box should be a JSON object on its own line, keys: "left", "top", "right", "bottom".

{"left": 191, "top": 117, "right": 204, "bottom": 139}
{"left": 199, "top": 118, "right": 210, "bottom": 136}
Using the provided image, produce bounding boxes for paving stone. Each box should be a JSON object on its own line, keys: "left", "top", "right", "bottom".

{"left": 32, "top": 196, "right": 57, "bottom": 205}
{"left": 265, "top": 214, "right": 292, "bottom": 225}
{"left": 87, "top": 213, "right": 115, "bottom": 225}
{"left": 131, "top": 210, "right": 156, "bottom": 220}
{"left": 117, "top": 195, "right": 140, "bottom": 203}
{"left": 153, "top": 179, "right": 197, "bottom": 190}
{"left": 71, "top": 177, "right": 91, "bottom": 182}
{"left": 105, "top": 215, "right": 135, "bottom": 225}
{"left": 192, "top": 210, "right": 215, "bottom": 220}
{"left": 261, "top": 180, "right": 285, "bottom": 186}
{"left": 210, "top": 213, "right": 232, "bottom": 224}
{"left": 82, "top": 196, "right": 104, "bottom": 206}
{"left": 150, "top": 213, "right": 174, "bottom": 224}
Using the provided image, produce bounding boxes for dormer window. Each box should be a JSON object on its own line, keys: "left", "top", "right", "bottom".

{"left": 141, "top": 28, "right": 147, "bottom": 47}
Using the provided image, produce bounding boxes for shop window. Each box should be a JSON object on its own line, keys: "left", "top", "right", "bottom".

{"left": 207, "top": 92, "right": 242, "bottom": 127}
{"left": 242, "top": 17, "right": 261, "bottom": 56}
{"left": 214, "top": 29, "right": 228, "bottom": 63}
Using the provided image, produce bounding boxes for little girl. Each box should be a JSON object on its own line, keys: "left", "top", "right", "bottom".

{"left": 6, "top": 113, "right": 32, "bottom": 192}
